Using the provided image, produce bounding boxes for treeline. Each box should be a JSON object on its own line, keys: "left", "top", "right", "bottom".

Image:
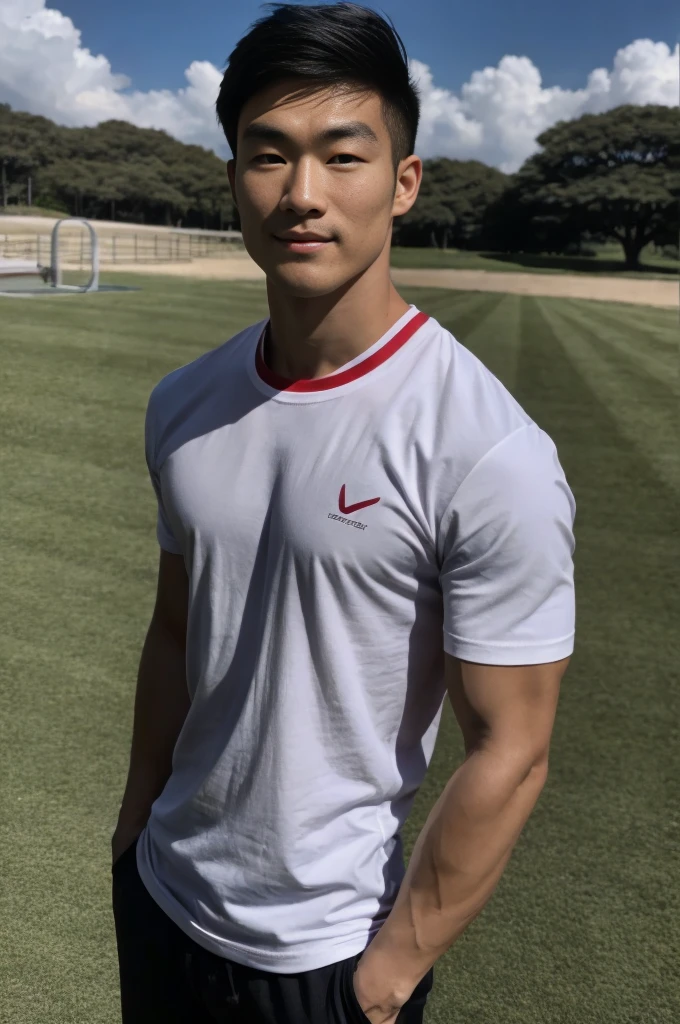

{"left": 0, "top": 105, "right": 235, "bottom": 230}
{"left": 394, "top": 105, "right": 679, "bottom": 268}
{"left": 1, "top": 102, "right": 678, "bottom": 268}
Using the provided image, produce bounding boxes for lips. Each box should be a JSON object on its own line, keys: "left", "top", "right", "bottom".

{"left": 274, "top": 233, "right": 334, "bottom": 242}
{"left": 273, "top": 235, "right": 335, "bottom": 253}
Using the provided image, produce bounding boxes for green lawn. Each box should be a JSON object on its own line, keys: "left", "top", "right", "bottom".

{"left": 1, "top": 274, "right": 678, "bottom": 1024}
{"left": 390, "top": 245, "right": 679, "bottom": 279}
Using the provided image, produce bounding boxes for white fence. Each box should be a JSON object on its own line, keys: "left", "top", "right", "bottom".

{"left": 0, "top": 229, "right": 244, "bottom": 267}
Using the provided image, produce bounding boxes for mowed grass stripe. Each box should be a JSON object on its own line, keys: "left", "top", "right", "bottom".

{"left": 400, "top": 286, "right": 490, "bottom": 323}
{"left": 536, "top": 298, "right": 680, "bottom": 494}
{"left": 579, "top": 299, "right": 680, "bottom": 350}
{"left": 559, "top": 299, "right": 679, "bottom": 390}
{"left": 452, "top": 293, "right": 522, "bottom": 392}
{"left": 443, "top": 290, "right": 508, "bottom": 344}
{"left": 594, "top": 299, "right": 680, "bottom": 332}
{"left": 513, "top": 295, "right": 677, "bottom": 613}
{"left": 514, "top": 295, "right": 678, "bottom": 751}
{"left": 400, "top": 288, "right": 510, "bottom": 347}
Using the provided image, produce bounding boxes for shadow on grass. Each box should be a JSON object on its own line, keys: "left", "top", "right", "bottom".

{"left": 479, "top": 251, "right": 679, "bottom": 276}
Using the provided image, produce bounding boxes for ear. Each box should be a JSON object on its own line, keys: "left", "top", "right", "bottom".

{"left": 392, "top": 155, "right": 422, "bottom": 218}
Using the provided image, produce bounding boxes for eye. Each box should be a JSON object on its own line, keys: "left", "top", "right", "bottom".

{"left": 252, "top": 153, "right": 362, "bottom": 165}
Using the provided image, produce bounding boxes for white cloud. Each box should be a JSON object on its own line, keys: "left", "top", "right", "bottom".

{"left": 411, "top": 38, "right": 679, "bottom": 171}
{"left": 1, "top": 1, "right": 678, "bottom": 171}
{"left": 0, "top": 0, "right": 224, "bottom": 151}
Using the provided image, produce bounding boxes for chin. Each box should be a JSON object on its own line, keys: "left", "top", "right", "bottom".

{"left": 264, "top": 262, "right": 358, "bottom": 298}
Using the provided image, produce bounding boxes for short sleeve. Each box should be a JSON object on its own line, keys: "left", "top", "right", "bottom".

{"left": 438, "top": 423, "right": 575, "bottom": 665}
{"left": 144, "top": 394, "right": 183, "bottom": 554}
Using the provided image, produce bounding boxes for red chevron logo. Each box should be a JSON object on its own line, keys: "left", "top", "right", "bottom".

{"left": 338, "top": 485, "right": 381, "bottom": 516}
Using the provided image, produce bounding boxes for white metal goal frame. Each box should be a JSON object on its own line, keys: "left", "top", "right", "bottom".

{"left": 50, "top": 217, "right": 100, "bottom": 292}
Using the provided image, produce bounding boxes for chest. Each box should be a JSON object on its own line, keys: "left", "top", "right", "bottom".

{"left": 162, "top": 409, "right": 442, "bottom": 589}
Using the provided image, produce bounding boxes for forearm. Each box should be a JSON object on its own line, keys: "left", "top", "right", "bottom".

{"left": 114, "top": 618, "right": 191, "bottom": 832}
{"left": 362, "top": 745, "right": 548, "bottom": 1000}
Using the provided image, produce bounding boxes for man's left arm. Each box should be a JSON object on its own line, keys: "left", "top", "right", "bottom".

{"left": 353, "top": 654, "right": 569, "bottom": 1022}
{"left": 355, "top": 423, "right": 576, "bottom": 1022}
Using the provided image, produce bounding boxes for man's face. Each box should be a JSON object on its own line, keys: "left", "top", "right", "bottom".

{"left": 227, "top": 80, "right": 421, "bottom": 297}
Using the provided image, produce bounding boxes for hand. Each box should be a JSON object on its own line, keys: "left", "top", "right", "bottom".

{"left": 352, "top": 961, "right": 409, "bottom": 1024}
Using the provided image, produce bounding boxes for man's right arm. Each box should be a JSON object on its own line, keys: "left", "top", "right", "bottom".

{"left": 111, "top": 549, "right": 191, "bottom": 866}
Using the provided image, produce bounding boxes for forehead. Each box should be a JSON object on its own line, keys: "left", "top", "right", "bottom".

{"left": 237, "top": 80, "right": 388, "bottom": 142}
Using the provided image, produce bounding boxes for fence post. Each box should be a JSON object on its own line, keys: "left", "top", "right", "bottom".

{"left": 112, "top": 235, "right": 117, "bottom": 263}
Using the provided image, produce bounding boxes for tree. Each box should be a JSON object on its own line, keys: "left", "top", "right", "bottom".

{"left": 0, "top": 103, "right": 66, "bottom": 207}
{"left": 0, "top": 105, "right": 234, "bottom": 230}
{"left": 34, "top": 160, "right": 99, "bottom": 217}
{"left": 509, "top": 105, "right": 680, "bottom": 269}
{"left": 394, "top": 158, "right": 508, "bottom": 249}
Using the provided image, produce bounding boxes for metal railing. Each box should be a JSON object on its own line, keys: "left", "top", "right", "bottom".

{"left": 0, "top": 230, "right": 244, "bottom": 267}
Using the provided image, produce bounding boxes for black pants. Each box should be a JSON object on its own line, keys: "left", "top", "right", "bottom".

{"left": 112, "top": 835, "right": 434, "bottom": 1023}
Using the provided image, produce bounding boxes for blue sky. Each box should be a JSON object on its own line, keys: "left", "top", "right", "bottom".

{"left": 48, "top": 0, "right": 679, "bottom": 96}
{"left": 2, "top": 1, "right": 678, "bottom": 170}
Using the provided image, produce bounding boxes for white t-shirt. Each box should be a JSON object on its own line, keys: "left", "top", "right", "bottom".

{"left": 136, "top": 303, "right": 576, "bottom": 973}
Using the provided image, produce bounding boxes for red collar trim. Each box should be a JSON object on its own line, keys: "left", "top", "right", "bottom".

{"left": 255, "top": 310, "right": 430, "bottom": 393}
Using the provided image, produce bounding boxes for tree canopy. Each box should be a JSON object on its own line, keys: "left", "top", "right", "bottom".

{"left": 495, "top": 105, "right": 680, "bottom": 268}
{"left": 393, "top": 159, "right": 508, "bottom": 249}
{"left": 0, "top": 105, "right": 236, "bottom": 230}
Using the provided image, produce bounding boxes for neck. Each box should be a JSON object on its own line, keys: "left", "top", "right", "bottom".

{"left": 263, "top": 256, "right": 411, "bottom": 382}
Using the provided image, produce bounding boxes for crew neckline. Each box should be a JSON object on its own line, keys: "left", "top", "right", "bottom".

{"left": 249, "top": 305, "right": 430, "bottom": 402}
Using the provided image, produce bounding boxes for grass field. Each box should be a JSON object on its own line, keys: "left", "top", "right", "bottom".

{"left": 389, "top": 246, "right": 678, "bottom": 279}
{"left": 1, "top": 274, "right": 678, "bottom": 1024}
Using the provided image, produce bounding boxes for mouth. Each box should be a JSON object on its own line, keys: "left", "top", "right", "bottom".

{"left": 273, "top": 235, "right": 335, "bottom": 252}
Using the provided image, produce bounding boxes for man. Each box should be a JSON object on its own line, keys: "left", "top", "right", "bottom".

{"left": 111, "top": 4, "right": 576, "bottom": 1023}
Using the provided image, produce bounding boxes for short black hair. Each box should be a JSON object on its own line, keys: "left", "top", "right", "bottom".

{"left": 216, "top": 2, "right": 420, "bottom": 175}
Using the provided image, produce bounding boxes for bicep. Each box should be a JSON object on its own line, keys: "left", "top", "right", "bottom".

{"left": 445, "top": 653, "right": 569, "bottom": 769}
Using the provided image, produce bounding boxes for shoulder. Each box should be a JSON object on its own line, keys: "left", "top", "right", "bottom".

{"left": 414, "top": 316, "right": 538, "bottom": 489}
{"left": 149, "top": 317, "right": 265, "bottom": 416}
{"left": 437, "top": 322, "right": 532, "bottom": 447}
{"left": 451, "top": 421, "right": 575, "bottom": 522}
{"left": 145, "top": 318, "right": 266, "bottom": 463}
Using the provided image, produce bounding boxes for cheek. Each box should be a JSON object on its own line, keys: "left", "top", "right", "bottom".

{"left": 236, "top": 177, "right": 273, "bottom": 215}
{"left": 339, "top": 184, "right": 395, "bottom": 233}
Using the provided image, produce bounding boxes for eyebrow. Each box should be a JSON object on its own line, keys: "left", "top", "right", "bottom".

{"left": 241, "top": 120, "right": 380, "bottom": 147}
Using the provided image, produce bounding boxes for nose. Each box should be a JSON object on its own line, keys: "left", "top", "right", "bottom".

{"left": 279, "top": 158, "right": 327, "bottom": 218}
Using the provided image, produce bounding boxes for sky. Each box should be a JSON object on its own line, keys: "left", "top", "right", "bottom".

{"left": 1, "top": 0, "right": 678, "bottom": 171}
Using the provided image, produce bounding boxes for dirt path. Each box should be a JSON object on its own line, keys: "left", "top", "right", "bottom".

{"left": 391, "top": 267, "right": 678, "bottom": 309}
{"left": 105, "top": 254, "right": 678, "bottom": 308}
